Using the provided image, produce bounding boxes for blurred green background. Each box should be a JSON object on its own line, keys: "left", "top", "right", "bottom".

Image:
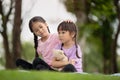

{"left": 0, "top": 0, "right": 120, "bottom": 75}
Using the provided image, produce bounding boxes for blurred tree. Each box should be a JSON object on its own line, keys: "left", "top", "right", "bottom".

{"left": 0, "top": 0, "right": 22, "bottom": 69}
{"left": 62, "top": 0, "right": 119, "bottom": 74}
{"left": 113, "top": 0, "right": 120, "bottom": 73}
{"left": 63, "top": 0, "right": 88, "bottom": 24}
{"left": 12, "top": 0, "right": 22, "bottom": 66}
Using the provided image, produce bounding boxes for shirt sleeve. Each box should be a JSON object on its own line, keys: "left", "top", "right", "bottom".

{"left": 77, "top": 45, "right": 82, "bottom": 58}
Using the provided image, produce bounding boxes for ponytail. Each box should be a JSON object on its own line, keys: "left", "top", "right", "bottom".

{"left": 34, "top": 34, "right": 39, "bottom": 58}
{"left": 75, "top": 40, "right": 80, "bottom": 58}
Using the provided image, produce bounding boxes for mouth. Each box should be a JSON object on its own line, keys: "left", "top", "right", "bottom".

{"left": 59, "top": 39, "right": 64, "bottom": 42}
{"left": 59, "top": 38, "right": 62, "bottom": 40}
{"left": 40, "top": 33, "right": 43, "bottom": 35}
{"left": 38, "top": 33, "right": 43, "bottom": 37}
{"left": 39, "top": 30, "right": 43, "bottom": 34}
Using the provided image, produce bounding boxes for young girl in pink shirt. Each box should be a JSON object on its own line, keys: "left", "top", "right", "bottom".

{"left": 16, "top": 16, "right": 60, "bottom": 70}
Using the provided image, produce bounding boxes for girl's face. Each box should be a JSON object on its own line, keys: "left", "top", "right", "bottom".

{"left": 58, "top": 30, "right": 75, "bottom": 44}
{"left": 31, "top": 22, "right": 49, "bottom": 37}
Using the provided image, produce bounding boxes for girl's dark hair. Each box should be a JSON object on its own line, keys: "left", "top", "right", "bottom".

{"left": 58, "top": 21, "right": 80, "bottom": 58}
{"left": 29, "top": 16, "right": 50, "bottom": 58}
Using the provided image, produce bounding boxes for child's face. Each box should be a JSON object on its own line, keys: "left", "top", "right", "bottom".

{"left": 32, "top": 22, "right": 49, "bottom": 37}
{"left": 58, "top": 30, "right": 75, "bottom": 44}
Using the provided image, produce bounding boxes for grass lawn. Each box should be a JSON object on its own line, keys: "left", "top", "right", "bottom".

{"left": 0, "top": 70, "right": 120, "bottom": 80}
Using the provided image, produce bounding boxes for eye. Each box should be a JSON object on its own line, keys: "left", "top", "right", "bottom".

{"left": 58, "top": 31, "right": 66, "bottom": 34}
{"left": 35, "top": 29, "right": 39, "bottom": 32}
{"left": 58, "top": 32, "right": 60, "bottom": 34}
{"left": 62, "top": 31, "right": 65, "bottom": 34}
{"left": 39, "top": 25, "right": 43, "bottom": 28}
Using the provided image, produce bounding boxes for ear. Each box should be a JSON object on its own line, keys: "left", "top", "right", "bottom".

{"left": 71, "top": 32, "right": 75, "bottom": 38}
{"left": 44, "top": 22, "right": 48, "bottom": 27}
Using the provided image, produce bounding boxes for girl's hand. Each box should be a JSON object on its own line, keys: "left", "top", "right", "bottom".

{"left": 69, "top": 59, "right": 75, "bottom": 65}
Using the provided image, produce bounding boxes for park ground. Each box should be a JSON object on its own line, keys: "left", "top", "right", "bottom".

{"left": 0, "top": 70, "right": 120, "bottom": 80}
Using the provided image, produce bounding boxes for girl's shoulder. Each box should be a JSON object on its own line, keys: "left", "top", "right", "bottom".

{"left": 76, "top": 44, "right": 82, "bottom": 55}
{"left": 76, "top": 44, "right": 81, "bottom": 50}
{"left": 77, "top": 44, "right": 81, "bottom": 48}
{"left": 54, "top": 43, "right": 62, "bottom": 49}
{"left": 49, "top": 33, "right": 60, "bottom": 41}
{"left": 50, "top": 33, "right": 58, "bottom": 37}
{"left": 38, "top": 33, "right": 58, "bottom": 42}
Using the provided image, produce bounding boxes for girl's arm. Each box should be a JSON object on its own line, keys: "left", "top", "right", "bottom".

{"left": 51, "top": 57, "right": 69, "bottom": 68}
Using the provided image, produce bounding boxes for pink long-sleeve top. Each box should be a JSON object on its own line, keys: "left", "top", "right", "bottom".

{"left": 37, "top": 33, "right": 60, "bottom": 65}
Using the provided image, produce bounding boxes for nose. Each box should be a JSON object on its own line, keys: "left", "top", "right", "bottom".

{"left": 38, "top": 28, "right": 42, "bottom": 33}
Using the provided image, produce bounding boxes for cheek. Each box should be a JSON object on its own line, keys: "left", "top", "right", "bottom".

{"left": 43, "top": 27, "right": 49, "bottom": 33}
{"left": 35, "top": 33, "right": 40, "bottom": 36}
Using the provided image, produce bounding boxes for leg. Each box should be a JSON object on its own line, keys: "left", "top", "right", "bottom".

{"left": 35, "top": 64, "right": 49, "bottom": 70}
{"left": 16, "top": 58, "right": 33, "bottom": 70}
{"left": 32, "top": 57, "right": 55, "bottom": 71}
{"left": 61, "top": 64, "right": 77, "bottom": 72}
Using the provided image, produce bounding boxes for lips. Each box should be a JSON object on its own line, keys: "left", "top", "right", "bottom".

{"left": 39, "top": 31, "right": 44, "bottom": 35}
{"left": 37, "top": 32, "right": 43, "bottom": 37}
{"left": 40, "top": 33, "right": 43, "bottom": 35}
{"left": 59, "top": 39, "right": 64, "bottom": 42}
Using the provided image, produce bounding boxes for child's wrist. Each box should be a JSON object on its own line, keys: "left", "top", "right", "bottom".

{"left": 67, "top": 61, "right": 70, "bottom": 64}
{"left": 64, "top": 61, "right": 69, "bottom": 65}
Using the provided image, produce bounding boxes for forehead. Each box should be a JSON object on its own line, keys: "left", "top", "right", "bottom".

{"left": 58, "top": 26, "right": 72, "bottom": 34}
{"left": 32, "top": 21, "right": 44, "bottom": 26}
{"left": 58, "top": 30, "right": 70, "bottom": 34}
{"left": 32, "top": 22, "right": 47, "bottom": 28}
{"left": 58, "top": 25, "right": 68, "bottom": 31}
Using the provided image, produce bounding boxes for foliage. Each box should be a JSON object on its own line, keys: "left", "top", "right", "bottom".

{"left": 89, "top": 0, "right": 116, "bottom": 21}
{"left": 63, "top": 0, "right": 85, "bottom": 13}
{"left": 117, "top": 56, "right": 120, "bottom": 72}
{"left": 21, "top": 42, "right": 35, "bottom": 61}
{"left": 63, "top": 0, "right": 74, "bottom": 13}
{"left": 85, "top": 0, "right": 117, "bottom": 73}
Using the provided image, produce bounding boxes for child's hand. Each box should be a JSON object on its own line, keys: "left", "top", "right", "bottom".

{"left": 69, "top": 59, "right": 75, "bottom": 65}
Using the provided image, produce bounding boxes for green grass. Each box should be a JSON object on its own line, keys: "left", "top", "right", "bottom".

{"left": 0, "top": 70, "right": 120, "bottom": 80}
